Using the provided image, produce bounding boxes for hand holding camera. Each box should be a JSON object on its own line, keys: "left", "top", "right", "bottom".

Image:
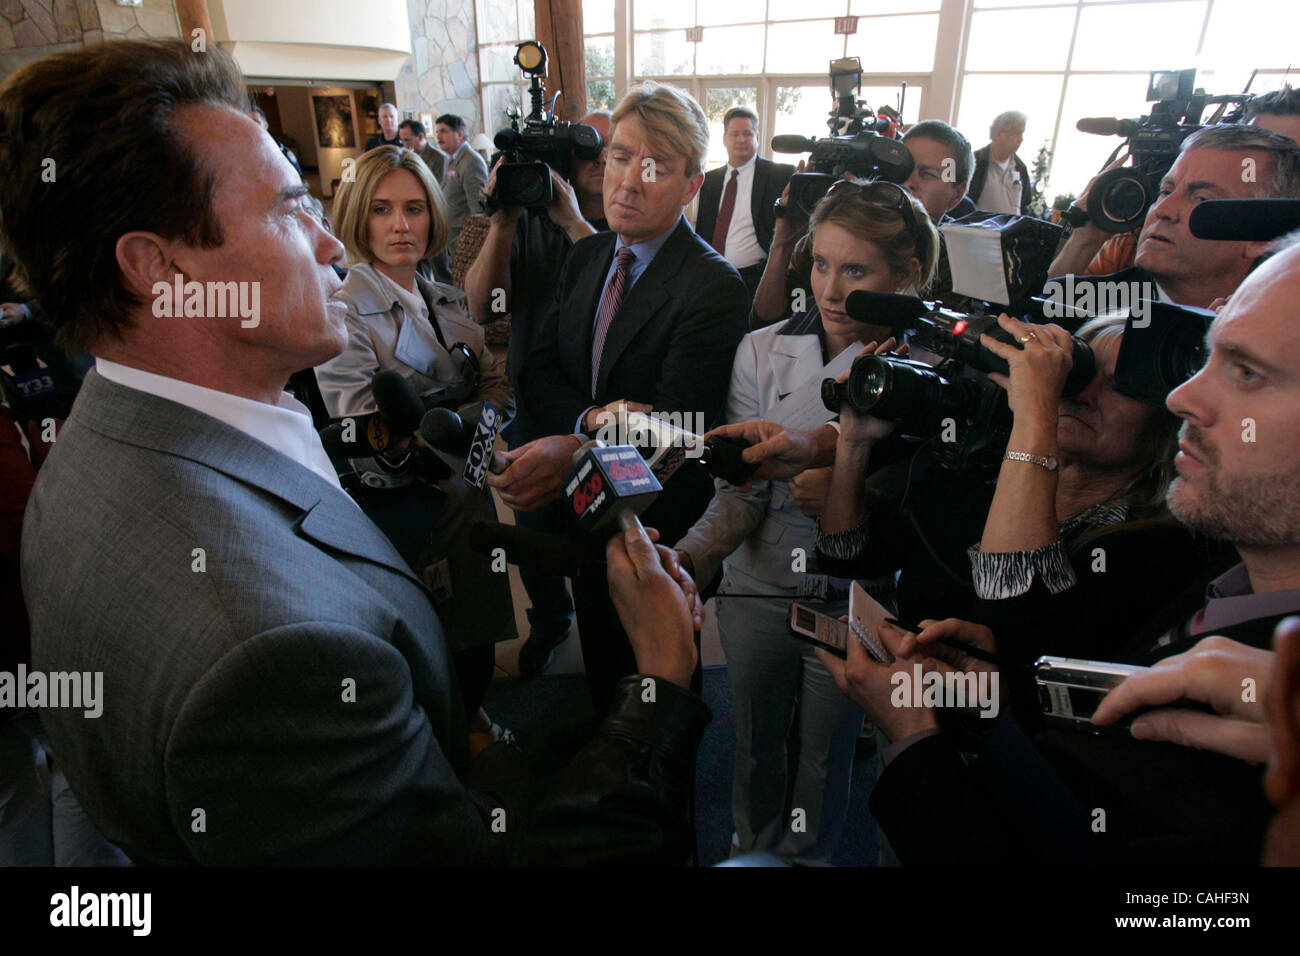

{"left": 979, "top": 314, "right": 1074, "bottom": 425}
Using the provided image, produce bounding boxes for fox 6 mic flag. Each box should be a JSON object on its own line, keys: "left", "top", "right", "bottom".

{"left": 462, "top": 403, "right": 501, "bottom": 488}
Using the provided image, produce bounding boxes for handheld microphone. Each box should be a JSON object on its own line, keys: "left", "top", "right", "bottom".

{"left": 1075, "top": 117, "right": 1141, "bottom": 137}
{"left": 468, "top": 521, "right": 597, "bottom": 576}
{"left": 564, "top": 441, "right": 661, "bottom": 536}
{"left": 372, "top": 370, "right": 427, "bottom": 436}
{"left": 319, "top": 370, "right": 426, "bottom": 459}
{"left": 1189, "top": 198, "right": 1300, "bottom": 242}
{"left": 621, "top": 411, "right": 759, "bottom": 486}
{"left": 418, "top": 402, "right": 508, "bottom": 486}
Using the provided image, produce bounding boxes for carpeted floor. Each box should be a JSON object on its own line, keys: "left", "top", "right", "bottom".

{"left": 483, "top": 666, "right": 882, "bottom": 866}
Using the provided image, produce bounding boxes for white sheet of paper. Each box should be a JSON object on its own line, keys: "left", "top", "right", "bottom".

{"left": 766, "top": 343, "right": 862, "bottom": 431}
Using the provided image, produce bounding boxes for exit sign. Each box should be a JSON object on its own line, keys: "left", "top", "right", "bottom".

{"left": 834, "top": 16, "right": 859, "bottom": 35}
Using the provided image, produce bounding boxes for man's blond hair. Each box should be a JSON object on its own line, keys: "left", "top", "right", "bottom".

{"left": 611, "top": 82, "right": 709, "bottom": 177}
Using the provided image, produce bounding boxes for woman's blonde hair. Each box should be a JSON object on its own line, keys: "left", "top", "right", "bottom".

{"left": 331, "top": 146, "right": 448, "bottom": 265}
{"left": 808, "top": 180, "right": 940, "bottom": 292}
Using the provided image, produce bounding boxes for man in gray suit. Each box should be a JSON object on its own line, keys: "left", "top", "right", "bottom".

{"left": 398, "top": 118, "right": 448, "bottom": 186}
{"left": 4, "top": 39, "right": 707, "bottom": 866}
{"left": 435, "top": 113, "right": 490, "bottom": 248}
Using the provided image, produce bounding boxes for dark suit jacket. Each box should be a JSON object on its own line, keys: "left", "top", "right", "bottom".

{"left": 519, "top": 216, "right": 749, "bottom": 544}
{"left": 24, "top": 370, "right": 710, "bottom": 865}
{"left": 970, "top": 144, "right": 1031, "bottom": 216}
{"left": 694, "top": 157, "right": 795, "bottom": 258}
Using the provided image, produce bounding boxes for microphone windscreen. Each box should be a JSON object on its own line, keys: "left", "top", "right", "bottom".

{"left": 372, "top": 370, "right": 425, "bottom": 436}
{"left": 1075, "top": 117, "right": 1127, "bottom": 136}
{"left": 845, "top": 289, "right": 930, "bottom": 331}
{"left": 418, "top": 406, "right": 471, "bottom": 455}
{"left": 1189, "top": 199, "right": 1300, "bottom": 241}
{"left": 468, "top": 521, "right": 595, "bottom": 576}
{"left": 771, "top": 134, "right": 815, "bottom": 154}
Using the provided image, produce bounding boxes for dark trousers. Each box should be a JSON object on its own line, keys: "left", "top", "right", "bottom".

{"left": 515, "top": 500, "right": 575, "bottom": 631}
{"left": 573, "top": 569, "right": 702, "bottom": 717}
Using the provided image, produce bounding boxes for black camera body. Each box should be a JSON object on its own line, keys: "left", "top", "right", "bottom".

{"left": 1113, "top": 300, "right": 1212, "bottom": 406}
{"left": 821, "top": 291, "right": 1095, "bottom": 473}
{"left": 1073, "top": 69, "right": 1250, "bottom": 233}
{"left": 489, "top": 41, "right": 603, "bottom": 211}
{"left": 773, "top": 57, "right": 912, "bottom": 218}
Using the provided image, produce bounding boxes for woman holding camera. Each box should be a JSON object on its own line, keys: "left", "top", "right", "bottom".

{"left": 315, "top": 146, "right": 514, "bottom": 753}
{"left": 675, "top": 179, "right": 939, "bottom": 863}
{"left": 817, "top": 311, "right": 1231, "bottom": 721}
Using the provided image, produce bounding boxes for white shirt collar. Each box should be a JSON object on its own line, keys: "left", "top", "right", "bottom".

{"left": 94, "top": 357, "right": 344, "bottom": 492}
{"left": 728, "top": 155, "right": 758, "bottom": 176}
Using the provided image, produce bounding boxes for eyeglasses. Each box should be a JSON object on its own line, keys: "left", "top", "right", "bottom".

{"left": 824, "top": 178, "right": 929, "bottom": 262}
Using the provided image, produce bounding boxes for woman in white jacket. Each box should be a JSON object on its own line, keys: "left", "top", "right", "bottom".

{"left": 315, "top": 147, "right": 514, "bottom": 754}
{"left": 676, "top": 180, "right": 938, "bottom": 863}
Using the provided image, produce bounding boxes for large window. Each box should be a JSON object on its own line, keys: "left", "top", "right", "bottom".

{"left": 959, "top": 0, "right": 1300, "bottom": 201}
{"left": 474, "top": 1, "right": 1299, "bottom": 201}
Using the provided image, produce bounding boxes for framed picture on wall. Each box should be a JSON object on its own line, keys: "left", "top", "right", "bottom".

{"left": 312, "top": 94, "right": 356, "bottom": 148}
{"left": 420, "top": 111, "right": 434, "bottom": 134}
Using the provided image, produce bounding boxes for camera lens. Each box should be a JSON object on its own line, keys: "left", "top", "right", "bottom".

{"left": 1090, "top": 169, "right": 1152, "bottom": 233}
{"left": 503, "top": 163, "right": 552, "bottom": 207}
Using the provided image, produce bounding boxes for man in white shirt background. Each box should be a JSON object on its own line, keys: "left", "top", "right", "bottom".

{"left": 694, "top": 107, "right": 794, "bottom": 302}
{"left": 969, "top": 109, "right": 1030, "bottom": 216}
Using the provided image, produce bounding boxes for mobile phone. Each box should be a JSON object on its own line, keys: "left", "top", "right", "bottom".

{"left": 787, "top": 598, "right": 893, "bottom": 664}
{"left": 788, "top": 602, "right": 851, "bottom": 658}
{"left": 1034, "top": 656, "right": 1146, "bottom": 730}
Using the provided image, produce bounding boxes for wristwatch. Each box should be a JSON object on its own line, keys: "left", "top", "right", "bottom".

{"left": 1004, "top": 450, "right": 1059, "bottom": 472}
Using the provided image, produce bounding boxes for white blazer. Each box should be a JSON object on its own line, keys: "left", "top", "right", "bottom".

{"left": 676, "top": 311, "right": 849, "bottom": 590}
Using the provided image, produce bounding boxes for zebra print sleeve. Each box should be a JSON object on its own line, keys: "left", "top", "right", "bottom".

{"left": 967, "top": 540, "right": 1078, "bottom": 600}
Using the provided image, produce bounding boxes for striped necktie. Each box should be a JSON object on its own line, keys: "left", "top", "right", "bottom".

{"left": 590, "top": 248, "right": 636, "bottom": 397}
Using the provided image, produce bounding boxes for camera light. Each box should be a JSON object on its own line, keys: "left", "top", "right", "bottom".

{"left": 515, "top": 41, "right": 546, "bottom": 75}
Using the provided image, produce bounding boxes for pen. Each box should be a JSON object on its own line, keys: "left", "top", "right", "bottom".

{"left": 883, "top": 617, "right": 1008, "bottom": 668}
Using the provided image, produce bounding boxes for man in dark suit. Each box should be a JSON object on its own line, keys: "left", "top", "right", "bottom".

{"left": 695, "top": 107, "right": 793, "bottom": 302}
{"left": 492, "top": 82, "right": 749, "bottom": 713}
{"left": 8, "top": 39, "right": 711, "bottom": 866}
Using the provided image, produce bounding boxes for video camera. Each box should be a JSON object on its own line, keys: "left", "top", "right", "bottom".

{"left": 1071, "top": 68, "right": 1251, "bottom": 233}
{"left": 772, "top": 57, "right": 913, "bottom": 218}
{"left": 488, "top": 41, "right": 603, "bottom": 211}
{"left": 821, "top": 290, "right": 1096, "bottom": 473}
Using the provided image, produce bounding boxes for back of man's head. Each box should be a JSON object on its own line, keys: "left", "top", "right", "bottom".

{"left": 0, "top": 39, "right": 248, "bottom": 351}
{"left": 1246, "top": 86, "right": 1300, "bottom": 145}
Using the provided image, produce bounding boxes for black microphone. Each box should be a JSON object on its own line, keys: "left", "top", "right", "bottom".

{"left": 372, "top": 370, "right": 426, "bottom": 436}
{"left": 1189, "top": 199, "right": 1300, "bottom": 241}
{"left": 845, "top": 289, "right": 931, "bottom": 332}
{"left": 563, "top": 441, "right": 661, "bottom": 536}
{"left": 621, "top": 411, "right": 758, "bottom": 486}
{"left": 418, "top": 402, "right": 508, "bottom": 486}
{"left": 1075, "top": 117, "right": 1141, "bottom": 137}
{"left": 318, "top": 370, "right": 425, "bottom": 458}
{"left": 771, "top": 134, "right": 816, "bottom": 154}
{"left": 468, "top": 521, "right": 597, "bottom": 576}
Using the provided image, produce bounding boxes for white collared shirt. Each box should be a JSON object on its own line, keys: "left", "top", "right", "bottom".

{"left": 717, "top": 155, "right": 764, "bottom": 269}
{"left": 95, "top": 358, "right": 345, "bottom": 492}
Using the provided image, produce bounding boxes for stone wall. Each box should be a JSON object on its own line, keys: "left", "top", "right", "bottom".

{"left": 397, "top": 0, "right": 481, "bottom": 133}
{"left": 0, "top": 0, "right": 179, "bottom": 77}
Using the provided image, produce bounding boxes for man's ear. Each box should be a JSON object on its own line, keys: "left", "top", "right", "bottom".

{"left": 681, "top": 171, "right": 705, "bottom": 207}
{"left": 115, "top": 232, "right": 180, "bottom": 302}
